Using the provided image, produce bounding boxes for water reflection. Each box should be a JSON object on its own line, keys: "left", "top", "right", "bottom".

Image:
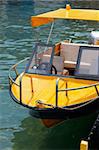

{"left": 12, "top": 113, "right": 97, "bottom": 150}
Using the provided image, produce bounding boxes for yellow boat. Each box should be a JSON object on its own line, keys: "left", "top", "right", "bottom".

{"left": 9, "top": 5, "right": 99, "bottom": 127}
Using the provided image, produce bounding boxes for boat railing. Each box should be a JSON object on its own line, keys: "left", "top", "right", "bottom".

{"left": 9, "top": 57, "right": 30, "bottom": 87}
{"left": 56, "top": 77, "right": 99, "bottom": 107}
{"left": 9, "top": 59, "right": 99, "bottom": 108}
{"left": 9, "top": 57, "right": 30, "bottom": 104}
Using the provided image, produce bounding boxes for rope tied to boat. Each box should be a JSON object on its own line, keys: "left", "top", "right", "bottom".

{"left": 36, "top": 100, "right": 55, "bottom": 108}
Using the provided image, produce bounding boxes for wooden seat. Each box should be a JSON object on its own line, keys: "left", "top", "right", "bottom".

{"left": 60, "top": 42, "right": 80, "bottom": 69}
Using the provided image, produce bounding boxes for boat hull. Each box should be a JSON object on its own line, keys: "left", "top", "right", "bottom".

{"left": 10, "top": 84, "right": 99, "bottom": 121}
{"left": 29, "top": 98, "right": 99, "bottom": 119}
{"left": 30, "top": 106, "right": 99, "bottom": 128}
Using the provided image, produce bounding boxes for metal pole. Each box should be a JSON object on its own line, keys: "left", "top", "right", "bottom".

{"left": 46, "top": 21, "right": 54, "bottom": 44}
{"left": 56, "top": 78, "right": 60, "bottom": 107}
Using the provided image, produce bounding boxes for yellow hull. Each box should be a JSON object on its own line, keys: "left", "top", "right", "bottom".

{"left": 11, "top": 73, "right": 99, "bottom": 108}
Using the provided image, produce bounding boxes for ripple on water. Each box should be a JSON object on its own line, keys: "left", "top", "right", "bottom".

{"left": 0, "top": 90, "right": 28, "bottom": 149}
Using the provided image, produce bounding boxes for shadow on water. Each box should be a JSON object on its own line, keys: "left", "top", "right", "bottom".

{"left": 12, "top": 112, "right": 98, "bottom": 150}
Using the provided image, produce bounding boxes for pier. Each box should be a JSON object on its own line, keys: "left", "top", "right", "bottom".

{"left": 88, "top": 113, "right": 99, "bottom": 149}
{"left": 80, "top": 113, "right": 99, "bottom": 150}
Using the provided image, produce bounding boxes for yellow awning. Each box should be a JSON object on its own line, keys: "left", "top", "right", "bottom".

{"left": 31, "top": 8, "right": 99, "bottom": 27}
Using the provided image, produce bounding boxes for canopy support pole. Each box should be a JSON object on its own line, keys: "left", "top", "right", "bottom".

{"left": 46, "top": 21, "right": 54, "bottom": 44}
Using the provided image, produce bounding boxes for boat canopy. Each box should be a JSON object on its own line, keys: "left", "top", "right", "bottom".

{"left": 31, "top": 6, "right": 99, "bottom": 27}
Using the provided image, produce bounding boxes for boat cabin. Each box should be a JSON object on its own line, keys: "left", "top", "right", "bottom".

{"left": 25, "top": 41, "right": 99, "bottom": 80}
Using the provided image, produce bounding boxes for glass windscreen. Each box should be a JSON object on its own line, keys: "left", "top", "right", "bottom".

{"left": 25, "top": 43, "right": 54, "bottom": 75}
{"left": 76, "top": 47, "right": 99, "bottom": 77}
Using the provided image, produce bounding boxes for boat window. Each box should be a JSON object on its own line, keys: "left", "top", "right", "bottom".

{"left": 25, "top": 43, "right": 55, "bottom": 75}
{"left": 75, "top": 46, "right": 99, "bottom": 79}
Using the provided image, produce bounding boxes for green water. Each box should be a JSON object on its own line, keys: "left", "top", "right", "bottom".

{"left": 0, "top": 0, "right": 99, "bottom": 150}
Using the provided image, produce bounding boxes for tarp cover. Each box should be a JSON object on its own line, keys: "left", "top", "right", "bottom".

{"left": 31, "top": 8, "right": 99, "bottom": 27}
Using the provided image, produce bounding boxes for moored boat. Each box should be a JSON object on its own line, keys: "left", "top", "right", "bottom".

{"left": 9, "top": 5, "right": 99, "bottom": 127}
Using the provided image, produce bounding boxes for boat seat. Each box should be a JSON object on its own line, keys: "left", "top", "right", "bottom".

{"left": 60, "top": 42, "right": 80, "bottom": 69}
{"left": 42, "top": 54, "right": 69, "bottom": 75}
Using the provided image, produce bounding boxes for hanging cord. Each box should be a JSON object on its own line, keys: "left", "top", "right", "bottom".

{"left": 46, "top": 21, "right": 55, "bottom": 44}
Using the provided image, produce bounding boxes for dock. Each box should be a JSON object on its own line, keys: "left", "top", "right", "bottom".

{"left": 88, "top": 113, "right": 99, "bottom": 149}
{"left": 80, "top": 113, "right": 99, "bottom": 150}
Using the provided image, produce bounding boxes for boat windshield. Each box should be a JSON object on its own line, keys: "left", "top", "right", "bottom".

{"left": 25, "top": 43, "right": 55, "bottom": 75}
{"left": 75, "top": 46, "right": 99, "bottom": 80}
